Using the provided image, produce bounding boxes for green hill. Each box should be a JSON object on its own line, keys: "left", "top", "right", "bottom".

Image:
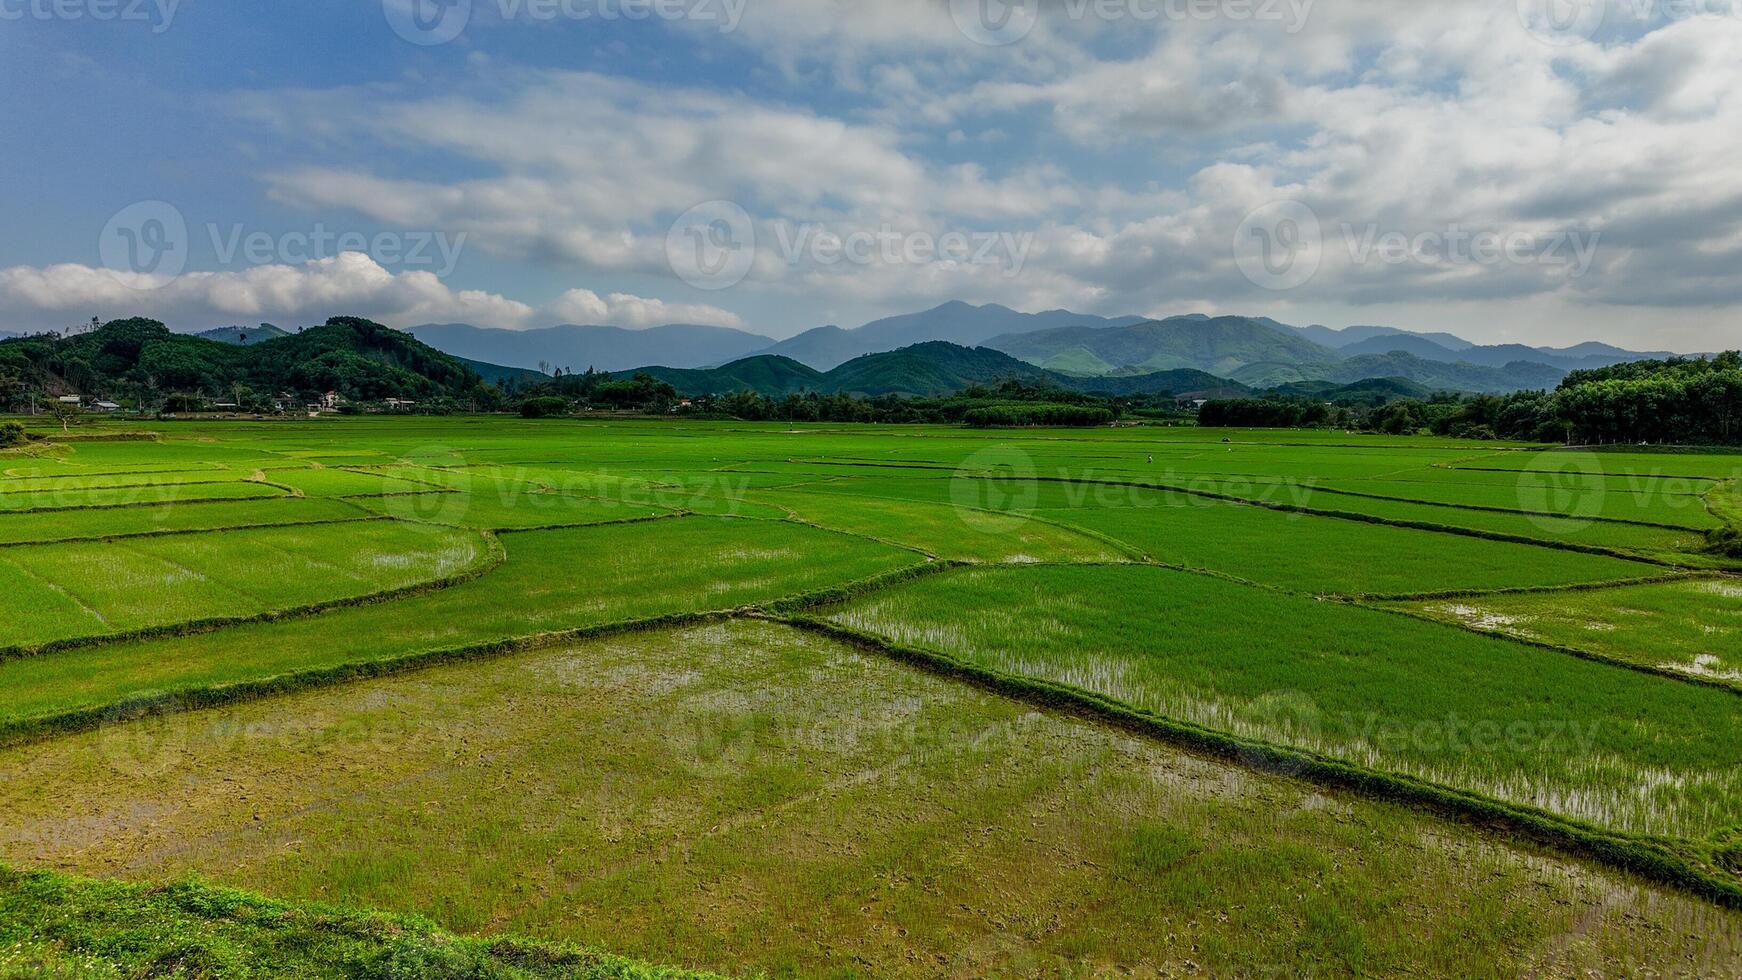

{"left": 1039, "top": 345, "right": 1119, "bottom": 376}
{"left": 0, "top": 317, "right": 491, "bottom": 405}
{"left": 1266, "top": 377, "right": 1433, "bottom": 405}
{"left": 616, "top": 355, "right": 827, "bottom": 397}
{"left": 827, "top": 342, "right": 1054, "bottom": 396}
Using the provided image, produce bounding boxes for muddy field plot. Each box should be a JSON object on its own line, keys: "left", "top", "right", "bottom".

{"left": 4, "top": 620, "right": 1740, "bottom": 978}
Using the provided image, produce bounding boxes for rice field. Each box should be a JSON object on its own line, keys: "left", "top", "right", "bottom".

{"left": 0, "top": 416, "right": 1739, "bottom": 975}
{"left": 822, "top": 563, "right": 1742, "bottom": 838}
{"left": 1400, "top": 577, "right": 1742, "bottom": 684}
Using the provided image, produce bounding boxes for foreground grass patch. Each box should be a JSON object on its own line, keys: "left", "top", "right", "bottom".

{"left": 0, "top": 866, "right": 716, "bottom": 979}
{"left": 823, "top": 564, "right": 1742, "bottom": 839}
{"left": 2, "top": 621, "right": 1738, "bottom": 977}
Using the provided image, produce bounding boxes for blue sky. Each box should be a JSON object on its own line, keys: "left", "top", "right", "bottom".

{"left": 2, "top": 0, "right": 1739, "bottom": 349}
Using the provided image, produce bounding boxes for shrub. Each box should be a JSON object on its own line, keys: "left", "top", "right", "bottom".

{"left": 0, "top": 421, "right": 24, "bottom": 448}
{"left": 962, "top": 403, "right": 1114, "bottom": 428}
{"left": 520, "top": 395, "right": 570, "bottom": 419}
{"left": 1707, "top": 526, "right": 1742, "bottom": 559}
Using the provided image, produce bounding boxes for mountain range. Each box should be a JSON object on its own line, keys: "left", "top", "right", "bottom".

{"left": 391, "top": 301, "right": 1694, "bottom": 396}
{"left": 615, "top": 342, "right": 1244, "bottom": 400}
{"left": 744, "top": 301, "right": 1148, "bottom": 370}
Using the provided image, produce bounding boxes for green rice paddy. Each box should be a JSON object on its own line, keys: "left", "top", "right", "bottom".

{"left": 1, "top": 416, "right": 1739, "bottom": 975}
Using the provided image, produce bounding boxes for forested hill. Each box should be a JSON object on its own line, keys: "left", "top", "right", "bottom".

{"left": 1202, "top": 351, "right": 1742, "bottom": 444}
{"left": 0, "top": 317, "right": 492, "bottom": 407}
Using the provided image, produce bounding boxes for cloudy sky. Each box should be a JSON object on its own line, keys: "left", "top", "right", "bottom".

{"left": 1, "top": 0, "right": 1738, "bottom": 349}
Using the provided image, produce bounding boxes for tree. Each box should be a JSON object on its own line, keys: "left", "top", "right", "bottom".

{"left": 46, "top": 399, "right": 81, "bottom": 432}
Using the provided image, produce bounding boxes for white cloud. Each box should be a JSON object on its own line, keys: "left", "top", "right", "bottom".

{"left": 0, "top": 254, "right": 741, "bottom": 332}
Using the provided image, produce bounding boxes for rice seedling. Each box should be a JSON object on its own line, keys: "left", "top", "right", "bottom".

{"left": 823, "top": 564, "right": 1742, "bottom": 839}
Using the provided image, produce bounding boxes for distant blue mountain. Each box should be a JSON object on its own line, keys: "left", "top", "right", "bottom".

{"left": 750, "top": 301, "right": 1148, "bottom": 370}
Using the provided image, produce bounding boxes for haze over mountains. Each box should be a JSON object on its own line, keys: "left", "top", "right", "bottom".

{"left": 399, "top": 301, "right": 1693, "bottom": 397}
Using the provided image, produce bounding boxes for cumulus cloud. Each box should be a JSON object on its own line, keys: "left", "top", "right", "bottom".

{"left": 0, "top": 254, "right": 742, "bottom": 333}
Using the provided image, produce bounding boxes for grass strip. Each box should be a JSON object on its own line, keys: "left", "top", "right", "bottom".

{"left": 1313, "top": 483, "right": 1707, "bottom": 531}
{"left": 1333, "top": 571, "right": 1699, "bottom": 602}
{"left": 0, "top": 513, "right": 389, "bottom": 550}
